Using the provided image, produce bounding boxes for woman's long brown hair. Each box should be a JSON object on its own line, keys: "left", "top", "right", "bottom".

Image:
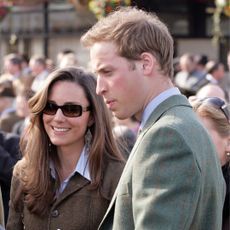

{"left": 13, "top": 67, "right": 123, "bottom": 216}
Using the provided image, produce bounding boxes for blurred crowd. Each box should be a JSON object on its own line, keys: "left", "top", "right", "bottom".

{"left": 0, "top": 50, "right": 229, "bottom": 137}
{"left": 173, "top": 52, "right": 230, "bottom": 102}
{"left": 0, "top": 47, "right": 229, "bottom": 229}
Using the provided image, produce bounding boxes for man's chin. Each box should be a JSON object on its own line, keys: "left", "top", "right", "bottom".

{"left": 112, "top": 111, "right": 129, "bottom": 120}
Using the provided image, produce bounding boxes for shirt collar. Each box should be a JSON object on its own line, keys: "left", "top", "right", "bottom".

{"left": 206, "top": 74, "right": 218, "bottom": 84}
{"left": 76, "top": 146, "right": 91, "bottom": 181}
{"left": 139, "top": 87, "right": 181, "bottom": 130}
{"left": 50, "top": 145, "right": 91, "bottom": 181}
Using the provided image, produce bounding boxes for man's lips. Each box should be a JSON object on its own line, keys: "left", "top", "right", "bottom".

{"left": 106, "top": 99, "right": 116, "bottom": 108}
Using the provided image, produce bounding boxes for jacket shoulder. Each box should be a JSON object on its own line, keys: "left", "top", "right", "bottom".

{"left": 101, "top": 158, "right": 125, "bottom": 200}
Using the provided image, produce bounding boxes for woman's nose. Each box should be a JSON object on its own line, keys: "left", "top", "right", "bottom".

{"left": 53, "top": 108, "right": 66, "bottom": 121}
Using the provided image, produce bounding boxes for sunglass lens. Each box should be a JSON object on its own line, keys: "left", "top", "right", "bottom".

{"left": 63, "top": 104, "right": 82, "bottom": 117}
{"left": 203, "top": 97, "right": 230, "bottom": 121}
{"left": 43, "top": 102, "right": 57, "bottom": 115}
{"left": 209, "top": 97, "right": 224, "bottom": 107}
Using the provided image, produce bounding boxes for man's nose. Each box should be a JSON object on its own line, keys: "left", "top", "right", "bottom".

{"left": 96, "top": 76, "right": 106, "bottom": 95}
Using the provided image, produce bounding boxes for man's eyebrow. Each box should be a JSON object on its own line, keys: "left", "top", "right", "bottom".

{"left": 95, "top": 65, "right": 113, "bottom": 74}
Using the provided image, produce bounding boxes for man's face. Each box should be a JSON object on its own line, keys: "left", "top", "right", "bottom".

{"left": 90, "top": 41, "right": 146, "bottom": 120}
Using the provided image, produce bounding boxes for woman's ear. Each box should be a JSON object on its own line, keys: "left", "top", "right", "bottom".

{"left": 88, "top": 115, "right": 95, "bottom": 127}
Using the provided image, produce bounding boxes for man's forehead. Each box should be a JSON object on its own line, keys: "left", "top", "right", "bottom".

{"left": 90, "top": 41, "right": 118, "bottom": 55}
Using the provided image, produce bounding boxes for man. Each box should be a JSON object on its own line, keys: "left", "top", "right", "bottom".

{"left": 81, "top": 7, "right": 225, "bottom": 230}
{"left": 204, "top": 60, "right": 229, "bottom": 102}
{"left": 1, "top": 53, "right": 23, "bottom": 82}
{"left": 205, "top": 60, "right": 225, "bottom": 84}
{"left": 195, "top": 84, "right": 226, "bottom": 101}
{"left": 174, "top": 53, "right": 206, "bottom": 97}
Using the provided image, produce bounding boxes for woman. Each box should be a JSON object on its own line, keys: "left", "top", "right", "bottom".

{"left": 7, "top": 67, "right": 124, "bottom": 230}
{"left": 190, "top": 96, "right": 230, "bottom": 230}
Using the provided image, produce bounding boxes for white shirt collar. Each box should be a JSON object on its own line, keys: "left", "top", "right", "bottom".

{"left": 75, "top": 146, "right": 91, "bottom": 181}
{"left": 50, "top": 146, "right": 91, "bottom": 194}
{"left": 50, "top": 145, "right": 91, "bottom": 182}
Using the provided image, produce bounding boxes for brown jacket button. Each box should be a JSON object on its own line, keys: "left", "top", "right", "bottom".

{"left": 51, "top": 209, "right": 59, "bottom": 217}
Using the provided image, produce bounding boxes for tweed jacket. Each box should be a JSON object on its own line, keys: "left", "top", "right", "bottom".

{"left": 99, "top": 94, "right": 225, "bottom": 230}
{"left": 6, "top": 157, "right": 124, "bottom": 230}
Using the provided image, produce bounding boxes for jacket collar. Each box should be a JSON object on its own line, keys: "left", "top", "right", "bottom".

{"left": 52, "top": 173, "right": 90, "bottom": 208}
{"left": 141, "top": 94, "right": 191, "bottom": 134}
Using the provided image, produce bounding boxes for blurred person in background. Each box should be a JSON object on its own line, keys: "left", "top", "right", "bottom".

{"left": 0, "top": 81, "right": 22, "bottom": 133}
{"left": 56, "top": 49, "right": 75, "bottom": 68}
{"left": 12, "top": 88, "right": 34, "bottom": 136}
{"left": 219, "top": 51, "right": 230, "bottom": 101}
{"left": 59, "top": 52, "right": 78, "bottom": 68}
{"left": 20, "top": 54, "right": 31, "bottom": 76}
{"left": 190, "top": 96, "right": 230, "bottom": 230}
{"left": 1, "top": 54, "right": 22, "bottom": 82}
{"left": 113, "top": 124, "right": 137, "bottom": 160}
{"left": 7, "top": 67, "right": 124, "bottom": 229}
{"left": 0, "top": 130, "right": 20, "bottom": 224}
{"left": 172, "top": 56, "right": 181, "bottom": 80}
{"left": 205, "top": 61, "right": 229, "bottom": 102}
{"left": 29, "top": 55, "right": 49, "bottom": 93}
{"left": 174, "top": 53, "right": 207, "bottom": 97}
{"left": 46, "top": 58, "right": 56, "bottom": 73}
{"left": 195, "top": 84, "right": 226, "bottom": 102}
{"left": 194, "top": 54, "right": 209, "bottom": 76}
{"left": 205, "top": 61, "right": 226, "bottom": 85}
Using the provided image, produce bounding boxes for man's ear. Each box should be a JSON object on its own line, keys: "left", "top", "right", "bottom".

{"left": 140, "top": 52, "right": 157, "bottom": 75}
{"left": 225, "top": 136, "right": 230, "bottom": 153}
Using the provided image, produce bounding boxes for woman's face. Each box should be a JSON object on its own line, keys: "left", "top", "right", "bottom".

{"left": 43, "top": 80, "right": 92, "bottom": 152}
{"left": 199, "top": 116, "right": 229, "bottom": 166}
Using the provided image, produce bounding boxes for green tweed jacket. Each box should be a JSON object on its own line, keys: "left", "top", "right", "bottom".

{"left": 99, "top": 94, "right": 225, "bottom": 230}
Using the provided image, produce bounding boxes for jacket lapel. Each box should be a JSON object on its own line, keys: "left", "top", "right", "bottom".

{"left": 53, "top": 172, "right": 90, "bottom": 207}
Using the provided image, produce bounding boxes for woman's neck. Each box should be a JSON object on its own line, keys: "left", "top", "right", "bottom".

{"left": 57, "top": 144, "right": 84, "bottom": 181}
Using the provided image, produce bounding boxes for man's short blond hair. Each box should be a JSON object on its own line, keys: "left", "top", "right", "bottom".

{"left": 81, "top": 7, "right": 174, "bottom": 78}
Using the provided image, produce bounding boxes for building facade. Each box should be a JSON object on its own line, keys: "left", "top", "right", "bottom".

{"left": 0, "top": 0, "right": 229, "bottom": 70}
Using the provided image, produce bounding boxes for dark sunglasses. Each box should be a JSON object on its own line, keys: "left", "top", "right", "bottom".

{"left": 43, "top": 101, "right": 91, "bottom": 117}
{"left": 199, "top": 97, "right": 230, "bottom": 121}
